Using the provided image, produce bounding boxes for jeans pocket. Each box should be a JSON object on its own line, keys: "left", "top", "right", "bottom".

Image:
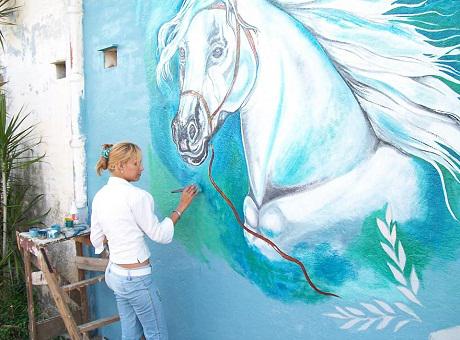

{"left": 140, "top": 275, "right": 153, "bottom": 289}
{"left": 105, "top": 268, "right": 112, "bottom": 290}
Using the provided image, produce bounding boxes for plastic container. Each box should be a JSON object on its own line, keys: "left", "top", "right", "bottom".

{"left": 64, "top": 218, "right": 74, "bottom": 228}
{"left": 37, "top": 229, "right": 48, "bottom": 239}
{"left": 29, "top": 227, "right": 40, "bottom": 238}
{"left": 70, "top": 201, "right": 78, "bottom": 223}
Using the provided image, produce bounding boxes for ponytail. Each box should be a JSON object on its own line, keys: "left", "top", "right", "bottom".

{"left": 95, "top": 142, "right": 141, "bottom": 176}
{"left": 96, "top": 144, "right": 114, "bottom": 176}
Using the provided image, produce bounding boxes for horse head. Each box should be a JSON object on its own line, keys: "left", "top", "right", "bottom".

{"left": 169, "top": 4, "right": 258, "bottom": 165}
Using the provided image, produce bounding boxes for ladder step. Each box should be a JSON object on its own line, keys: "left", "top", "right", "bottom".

{"left": 78, "top": 314, "right": 120, "bottom": 333}
{"left": 62, "top": 274, "right": 105, "bottom": 292}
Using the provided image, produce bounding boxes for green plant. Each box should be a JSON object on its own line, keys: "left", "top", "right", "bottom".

{"left": 0, "top": 2, "right": 44, "bottom": 339}
{"left": 0, "top": 93, "right": 47, "bottom": 281}
{"left": 3, "top": 182, "right": 49, "bottom": 283}
{"left": 0, "top": 0, "right": 19, "bottom": 50}
{"left": 0, "top": 280, "right": 31, "bottom": 340}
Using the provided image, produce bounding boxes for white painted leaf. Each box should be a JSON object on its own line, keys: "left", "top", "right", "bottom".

{"left": 377, "top": 218, "right": 391, "bottom": 243}
{"left": 345, "top": 307, "right": 365, "bottom": 316}
{"left": 358, "top": 318, "right": 376, "bottom": 331}
{"left": 374, "top": 300, "right": 395, "bottom": 314}
{"left": 323, "top": 313, "right": 349, "bottom": 319}
{"left": 335, "top": 306, "right": 351, "bottom": 317}
{"left": 340, "top": 318, "right": 362, "bottom": 330}
{"left": 394, "top": 319, "right": 411, "bottom": 332}
{"left": 385, "top": 205, "right": 393, "bottom": 226}
{"left": 395, "top": 302, "right": 420, "bottom": 320}
{"left": 360, "top": 303, "right": 384, "bottom": 316}
{"left": 387, "top": 262, "right": 407, "bottom": 286}
{"left": 377, "top": 316, "right": 394, "bottom": 330}
{"left": 398, "top": 241, "right": 406, "bottom": 271}
{"left": 410, "top": 266, "right": 420, "bottom": 294}
{"left": 390, "top": 224, "right": 397, "bottom": 247}
{"left": 396, "top": 286, "right": 422, "bottom": 306}
{"left": 380, "top": 242, "right": 398, "bottom": 265}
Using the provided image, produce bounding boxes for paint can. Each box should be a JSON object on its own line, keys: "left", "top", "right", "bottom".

{"left": 37, "top": 229, "right": 48, "bottom": 239}
{"left": 29, "top": 227, "right": 40, "bottom": 238}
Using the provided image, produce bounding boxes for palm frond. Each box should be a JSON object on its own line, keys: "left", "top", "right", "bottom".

{"left": 0, "top": 0, "right": 20, "bottom": 50}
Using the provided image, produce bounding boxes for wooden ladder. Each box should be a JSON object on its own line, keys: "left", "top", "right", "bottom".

{"left": 17, "top": 231, "right": 119, "bottom": 340}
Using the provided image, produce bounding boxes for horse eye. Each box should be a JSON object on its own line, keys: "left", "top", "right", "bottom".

{"left": 212, "top": 47, "right": 223, "bottom": 59}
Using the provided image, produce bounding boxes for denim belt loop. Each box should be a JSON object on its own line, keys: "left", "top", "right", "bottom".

{"left": 127, "top": 270, "right": 132, "bottom": 281}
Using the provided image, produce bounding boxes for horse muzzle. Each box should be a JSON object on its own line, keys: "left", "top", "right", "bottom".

{"left": 171, "top": 116, "right": 210, "bottom": 166}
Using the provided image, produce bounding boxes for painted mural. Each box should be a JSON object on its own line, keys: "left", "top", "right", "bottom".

{"left": 146, "top": 0, "right": 459, "bottom": 337}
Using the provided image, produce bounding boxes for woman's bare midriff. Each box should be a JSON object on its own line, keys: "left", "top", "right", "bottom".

{"left": 117, "top": 259, "right": 150, "bottom": 269}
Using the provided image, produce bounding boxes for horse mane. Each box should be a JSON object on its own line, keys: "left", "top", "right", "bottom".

{"left": 156, "top": 0, "right": 460, "bottom": 217}
{"left": 272, "top": 0, "right": 460, "bottom": 217}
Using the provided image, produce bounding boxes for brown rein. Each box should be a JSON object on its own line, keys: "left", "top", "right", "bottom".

{"left": 208, "top": 145, "right": 339, "bottom": 298}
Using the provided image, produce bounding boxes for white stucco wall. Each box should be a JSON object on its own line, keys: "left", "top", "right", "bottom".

{"left": 1, "top": 0, "right": 79, "bottom": 224}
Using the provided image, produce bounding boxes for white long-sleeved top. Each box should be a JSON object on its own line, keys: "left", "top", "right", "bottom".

{"left": 90, "top": 176, "right": 174, "bottom": 264}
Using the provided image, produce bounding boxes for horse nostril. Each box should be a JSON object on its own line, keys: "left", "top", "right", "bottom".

{"left": 178, "top": 138, "right": 189, "bottom": 152}
{"left": 188, "top": 122, "right": 197, "bottom": 142}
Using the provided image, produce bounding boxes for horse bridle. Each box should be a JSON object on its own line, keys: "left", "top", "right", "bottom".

{"left": 179, "top": 2, "right": 259, "bottom": 131}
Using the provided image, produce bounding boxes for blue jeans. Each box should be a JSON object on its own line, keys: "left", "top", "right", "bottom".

{"left": 105, "top": 263, "right": 168, "bottom": 340}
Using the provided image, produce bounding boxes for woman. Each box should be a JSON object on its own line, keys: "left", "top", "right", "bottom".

{"left": 90, "top": 142, "right": 197, "bottom": 340}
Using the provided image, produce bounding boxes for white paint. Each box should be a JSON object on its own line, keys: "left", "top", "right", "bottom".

{"left": 0, "top": 0, "right": 86, "bottom": 224}
{"left": 430, "top": 326, "right": 460, "bottom": 340}
{"left": 68, "top": 0, "right": 87, "bottom": 212}
{"left": 31, "top": 271, "right": 47, "bottom": 286}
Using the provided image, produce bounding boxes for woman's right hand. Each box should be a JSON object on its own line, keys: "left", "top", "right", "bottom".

{"left": 177, "top": 184, "right": 199, "bottom": 213}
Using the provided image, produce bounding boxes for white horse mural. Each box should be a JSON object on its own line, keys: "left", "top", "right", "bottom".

{"left": 156, "top": 0, "right": 460, "bottom": 262}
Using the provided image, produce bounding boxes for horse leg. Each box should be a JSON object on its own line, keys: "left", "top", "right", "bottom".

{"left": 243, "top": 195, "right": 290, "bottom": 260}
{"left": 242, "top": 146, "right": 425, "bottom": 259}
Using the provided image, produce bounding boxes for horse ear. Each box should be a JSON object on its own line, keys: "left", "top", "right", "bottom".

{"left": 222, "top": 38, "right": 258, "bottom": 113}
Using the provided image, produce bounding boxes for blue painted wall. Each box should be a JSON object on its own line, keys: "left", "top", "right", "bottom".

{"left": 83, "top": 1, "right": 460, "bottom": 339}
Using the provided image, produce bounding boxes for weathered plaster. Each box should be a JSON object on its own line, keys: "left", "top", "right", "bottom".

{"left": 1, "top": 0, "right": 85, "bottom": 224}
{"left": 0, "top": 0, "right": 86, "bottom": 309}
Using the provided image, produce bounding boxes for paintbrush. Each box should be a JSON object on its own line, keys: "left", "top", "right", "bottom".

{"left": 170, "top": 188, "right": 184, "bottom": 193}
{"left": 170, "top": 186, "right": 201, "bottom": 193}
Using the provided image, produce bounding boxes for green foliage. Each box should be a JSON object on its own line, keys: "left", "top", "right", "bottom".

{"left": 0, "top": 93, "right": 48, "bottom": 338}
{"left": 0, "top": 280, "right": 30, "bottom": 340}
{"left": 0, "top": 96, "right": 45, "bottom": 174}
{"left": 0, "top": 0, "right": 20, "bottom": 50}
{"left": 0, "top": 3, "right": 44, "bottom": 339}
{"left": 0, "top": 92, "right": 47, "bottom": 282}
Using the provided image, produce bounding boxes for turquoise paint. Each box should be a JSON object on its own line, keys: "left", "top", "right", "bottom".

{"left": 83, "top": 0, "right": 460, "bottom": 339}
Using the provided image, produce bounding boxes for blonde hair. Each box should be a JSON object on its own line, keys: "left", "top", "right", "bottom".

{"left": 95, "top": 142, "right": 142, "bottom": 176}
